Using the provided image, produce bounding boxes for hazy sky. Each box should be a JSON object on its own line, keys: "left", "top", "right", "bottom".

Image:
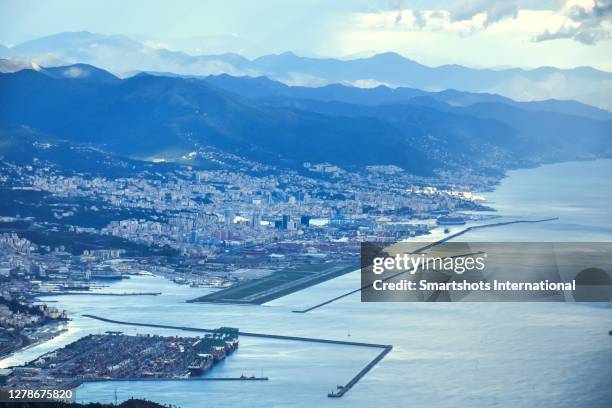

{"left": 1, "top": 0, "right": 611, "bottom": 70}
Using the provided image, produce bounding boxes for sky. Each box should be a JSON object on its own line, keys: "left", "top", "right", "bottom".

{"left": 1, "top": 0, "right": 611, "bottom": 70}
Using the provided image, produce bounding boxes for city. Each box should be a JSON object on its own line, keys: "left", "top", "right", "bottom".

{"left": 0, "top": 139, "right": 497, "bottom": 382}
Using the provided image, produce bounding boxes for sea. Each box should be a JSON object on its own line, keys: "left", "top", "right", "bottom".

{"left": 2, "top": 159, "right": 611, "bottom": 407}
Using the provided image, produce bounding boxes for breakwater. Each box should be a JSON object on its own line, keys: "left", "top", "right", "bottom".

{"left": 292, "top": 217, "right": 558, "bottom": 313}
{"left": 84, "top": 376, "right": 268, "bottom": 383}
{"left": 36, "top": 292, "right": 161, "bottom": 297}
{"left": 328, "top": 346, "right": 392, "bottom": 398}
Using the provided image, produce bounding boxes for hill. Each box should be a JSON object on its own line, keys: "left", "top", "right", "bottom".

{"left": 1, "top": 65, "right": 611, "bottom": 177}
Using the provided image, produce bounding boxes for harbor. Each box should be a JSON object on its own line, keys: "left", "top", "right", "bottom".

{"left": 2, "top": 329, "right": 240, "bottom": 390}
{"left": 82, "top": 314, "right": 392, "bottom": 398}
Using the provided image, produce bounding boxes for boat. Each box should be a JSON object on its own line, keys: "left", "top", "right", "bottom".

{"left": 188, "top": 354, "right": 213, "bottom": 375}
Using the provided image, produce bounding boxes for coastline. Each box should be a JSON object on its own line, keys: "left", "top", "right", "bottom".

{"left": 0, "top": 159, "right": 610, "bottom": 407}
{"left": 0, "top": 320, "right": 68, "bottom": 361}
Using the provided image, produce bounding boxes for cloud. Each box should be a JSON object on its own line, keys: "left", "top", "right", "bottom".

{"left": 449, "top": 0, "right": 521, "bottom": 26}
{"left": 64, "top": 66, "right": 87, "bottom": 78}
{"left": 143, "top": 41, "right": 171, "bottom": 50}
{"left": 354, "top": 9, "right": 486, "bottom": 34}
{"left": 352, "top": 1, "right": 527, "bottom": 34}
{"left": 533, "top": 0, "right": 612, "bottom": 44}
{"left": 412, "top": 10, "right": 427, "bottom": 28}
{"left": 350, "top": 79, "right": 393, "bottom": 88}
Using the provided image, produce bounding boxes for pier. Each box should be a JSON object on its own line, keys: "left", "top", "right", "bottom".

{"left": 293, "top": 217, "right": 558, "bottom": 313}
{"left": 83, "top": 314, "right": 391, "bottom": 397}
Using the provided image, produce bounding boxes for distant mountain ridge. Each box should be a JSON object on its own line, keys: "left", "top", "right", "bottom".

{"left": 1, "top": 31, "right": 611, "bottom": 110}
{"left": 1, "top": 63, "right": 611, "bottom": 178}
{"left": 198, "top": 74, "right": 612, "bottom": 121}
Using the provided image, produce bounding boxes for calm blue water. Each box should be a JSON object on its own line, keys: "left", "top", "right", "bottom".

{"left": 2, "top": 160, "right": 611, "bottom": 407}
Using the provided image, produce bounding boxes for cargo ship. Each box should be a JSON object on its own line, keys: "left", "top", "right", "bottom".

{"left": 188, "top": 353, "right": 214, "bottom": 376}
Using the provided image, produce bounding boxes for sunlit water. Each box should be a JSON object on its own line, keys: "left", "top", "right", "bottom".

{"left": 2, "top": 160, "right": 611, "bottom": 407}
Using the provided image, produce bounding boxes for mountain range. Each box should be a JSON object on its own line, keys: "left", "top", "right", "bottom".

{"left": 1, "top": 63, "right": 611, "bottom": 178}
{"left": 1, "top": 31, "right": 611, "bottom": 110}
{"left": 199, "top": 74, "right": 612, "bottom": 121}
